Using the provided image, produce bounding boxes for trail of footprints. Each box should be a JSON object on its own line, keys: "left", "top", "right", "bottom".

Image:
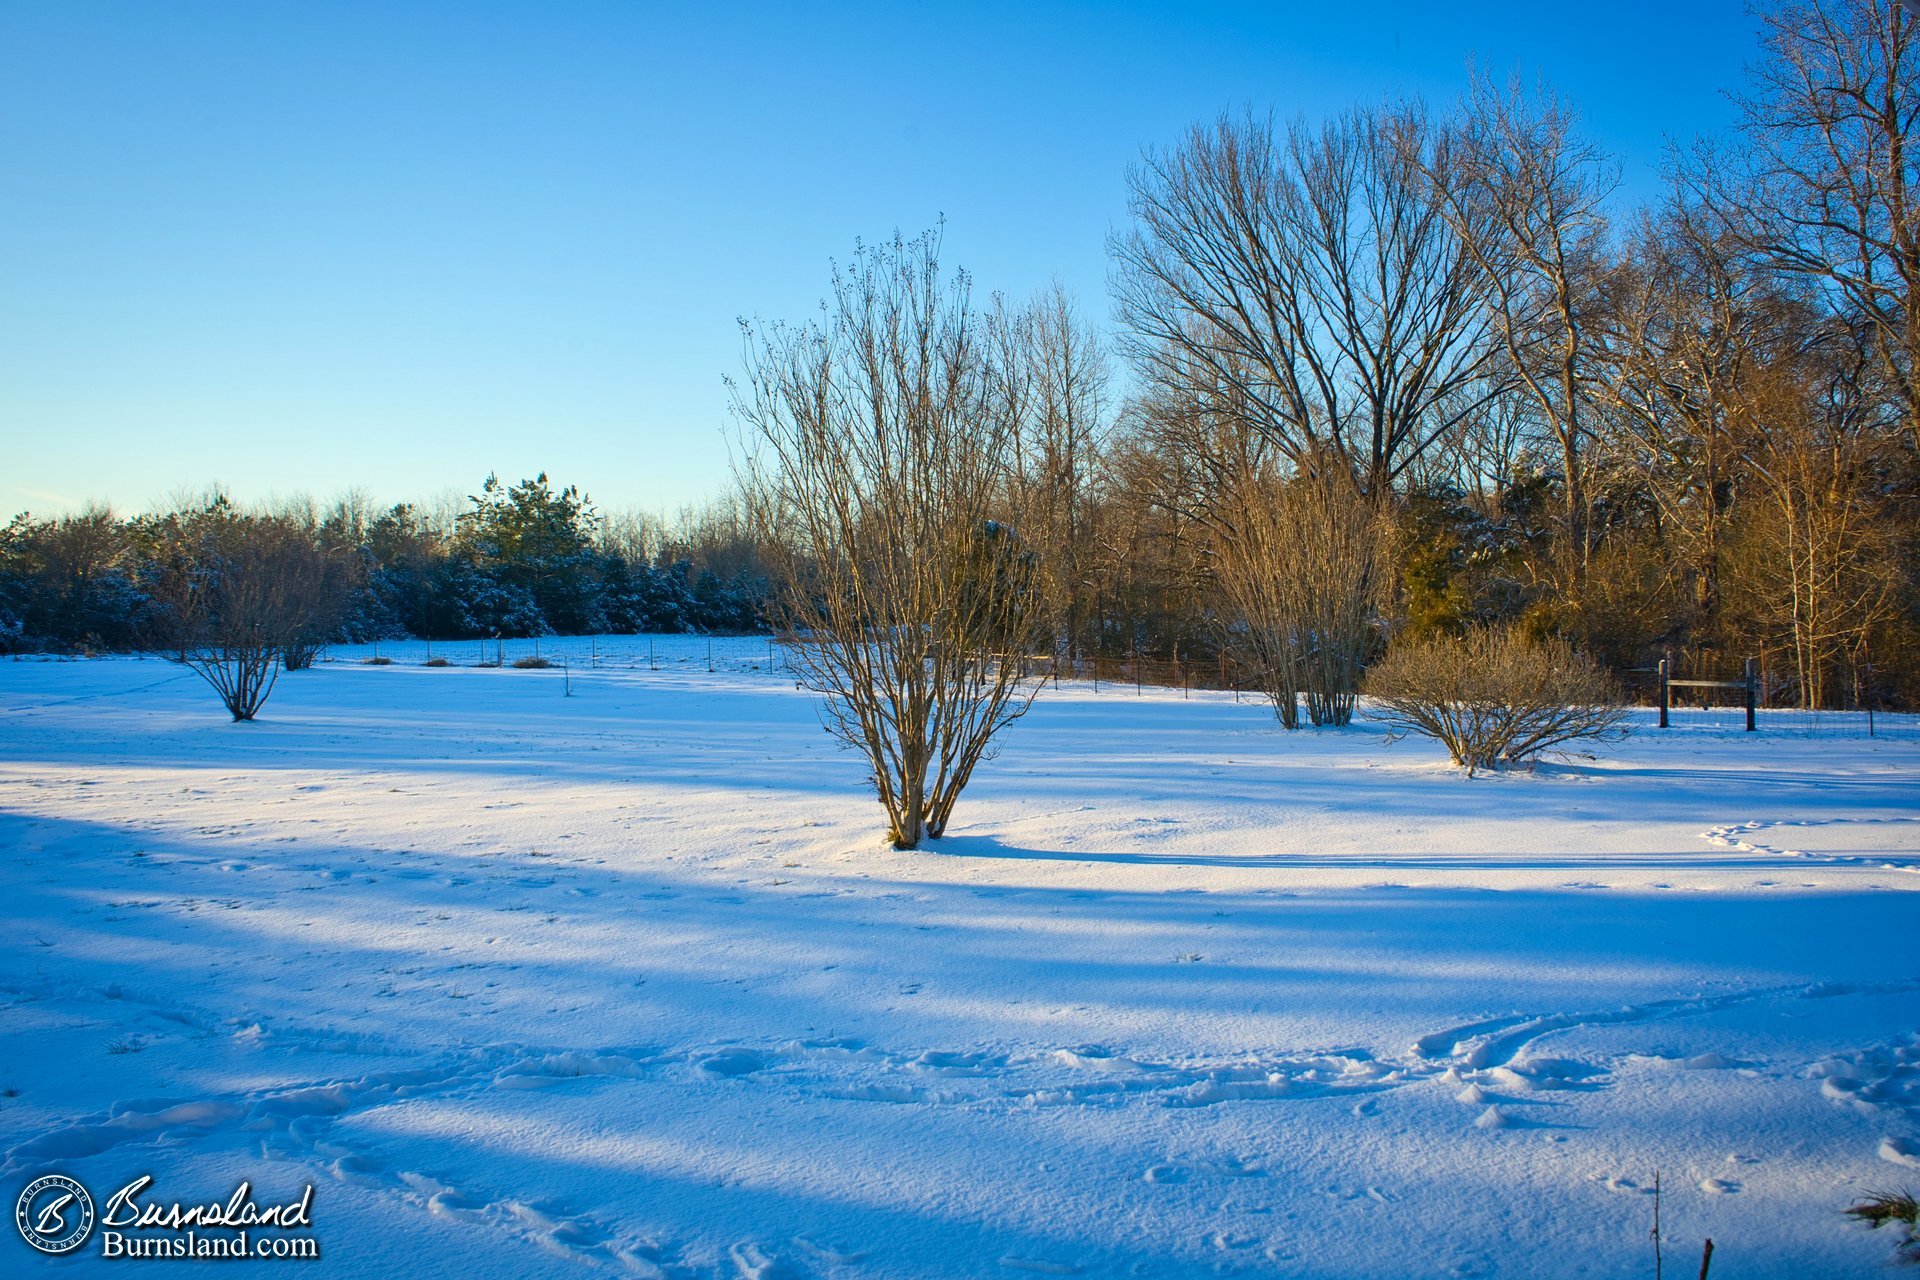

{"left": 1703, "top": 815, "right": 1920, "bottom": 870}
{"left": 7, "top": 976, "right": 1920, "bottom": 1275}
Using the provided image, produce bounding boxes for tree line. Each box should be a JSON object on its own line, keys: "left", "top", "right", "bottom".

{"left": 0, "top": 476, "right": 772, "bottom": 657}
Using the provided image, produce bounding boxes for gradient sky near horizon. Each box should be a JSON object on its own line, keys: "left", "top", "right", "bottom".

{"left": 1, "top": 1, "right": 1761, "bottom": 520}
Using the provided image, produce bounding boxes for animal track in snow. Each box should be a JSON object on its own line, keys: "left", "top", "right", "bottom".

{"left": 1703, "top": 816, "right": 1920, "bottom": 870}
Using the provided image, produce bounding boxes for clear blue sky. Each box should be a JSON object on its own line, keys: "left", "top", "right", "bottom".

{"left": 0, "top": 1, "right": 1758, "bottom": 521}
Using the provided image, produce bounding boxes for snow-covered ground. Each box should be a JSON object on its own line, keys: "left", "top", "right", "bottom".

{"left": 2, "top": 640, "right": 1915, "bottom": 1278}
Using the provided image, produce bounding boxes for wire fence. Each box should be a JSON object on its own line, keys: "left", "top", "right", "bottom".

{"left": 312, "top": 633, "right": 1919, "bottom": 739}
{"left": 318, "top": 633, "right": 790, "bottom": 679}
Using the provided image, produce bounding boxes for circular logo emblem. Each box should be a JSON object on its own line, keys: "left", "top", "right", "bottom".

{"left": 15, "top": 1174, "right": 96, "bottom": 1255}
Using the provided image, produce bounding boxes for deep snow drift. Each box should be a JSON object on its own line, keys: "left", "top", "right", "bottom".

{"left": 1, "top": 639, "right": 1916, "bottom": 1278}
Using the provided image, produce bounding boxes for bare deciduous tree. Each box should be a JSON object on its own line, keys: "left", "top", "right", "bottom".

{"left": 1113, "top": 106, "right": 1503, "bottom": 496}
{"left": 1603, "top": 202, "right": 1766, "bottom": 641}
{"left": 1001, "top": 285, "right": 1110, "bottom": 666}
{"left": 1433, "top": 76, "right": 1619, "bottom": 580}
{"left": 1726, "top": 335, "right": 1907, "bottom": 707}
{"left": 1702, "top": 0, "right": 1920, "bottom": 452}
{"left": 733, "top": 232, "right": 1046, "bottom": 849}
{"left": 1211, "top": 449, "right": 1385, "bottom": 728}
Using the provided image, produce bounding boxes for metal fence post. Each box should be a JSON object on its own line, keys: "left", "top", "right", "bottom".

{"left": 1866, "top": 655, "right": 1876, "bottom": 738}
{"left": 1744, "top": 657, "right": 1757, "bottom": 732}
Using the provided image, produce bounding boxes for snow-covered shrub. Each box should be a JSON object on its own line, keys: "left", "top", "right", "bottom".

{"left": 1364, "top": 626, "right": 1627, "bottom": 776}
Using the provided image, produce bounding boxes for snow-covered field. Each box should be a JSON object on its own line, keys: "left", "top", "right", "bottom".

{"left": 2, "top": 640, "right": 1916, "bottom": 1278}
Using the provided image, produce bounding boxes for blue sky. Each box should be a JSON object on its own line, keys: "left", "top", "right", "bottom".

{"left": 0, "top": 1, "right": 1759, "bottom": 520}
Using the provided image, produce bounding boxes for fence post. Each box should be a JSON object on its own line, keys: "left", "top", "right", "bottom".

{"left": 1658, "top": 655, "right": 1670, "bottom": 729}
{"left": 1744, "top": 657, "right": 1757, "bottom": 733}
{"left": 1865, "top": 654, "right": 1876, "bottom": 738}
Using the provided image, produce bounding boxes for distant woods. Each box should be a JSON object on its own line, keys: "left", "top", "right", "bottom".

{"left": 4, "top": 0, "right": 1918, "bottom": 715}
{"left": 0, "top": 478, "right": 772, "bottom": 655}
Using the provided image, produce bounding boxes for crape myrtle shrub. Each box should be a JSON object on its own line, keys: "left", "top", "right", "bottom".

{"left": 1364, "top": 626, "right": 1630, "bottom": 776}
{"left": 0, "top": 478, "right": 774, "bottom": 654}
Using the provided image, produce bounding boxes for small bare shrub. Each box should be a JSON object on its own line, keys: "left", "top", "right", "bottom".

{"left": 512, "top": 655, "right": 553, "bottom": 669}
{"left": 281, "top": 641, "right": 323, "bottom": 671}
{"left": 424, "top": 656, "right": 450, "bottom": 668}
{"left": 1364, "top": 626, "right": 1628, "bottom": 776}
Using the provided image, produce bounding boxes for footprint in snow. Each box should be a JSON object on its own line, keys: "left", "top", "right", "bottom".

{"left": 792, "top": 1236, "right": 866, "bottom": 1265}
{"left": 698, "top": 1048, "right": 771, "bottom": 1078}
{"left": 998, "top": 1258, "right": 1081, "bottom": 1275}
{"left": 730, "top": 1241, "right": 800, "bottom": 1280}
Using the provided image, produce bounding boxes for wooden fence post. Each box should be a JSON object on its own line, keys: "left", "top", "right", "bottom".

{"left": 1744, "top": 657, "right": 1757, "bottom": 732}
{"left": 1658, "top": 655, "right": 1671, "bottom": 729}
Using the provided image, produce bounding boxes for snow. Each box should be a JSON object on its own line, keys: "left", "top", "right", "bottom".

{"left": 1, "top": 638, "right": 1916, "bottom": 1277}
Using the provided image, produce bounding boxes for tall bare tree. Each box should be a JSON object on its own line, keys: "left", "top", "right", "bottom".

{"left": 1001, "top": 285, "right": 1110, "bottom": 665}
{"left": 733, "top": 232, "right": 1045, "bottom": 849}
{"left": 1604, "top": 200, "right": 1778, "bottom": 647}
{"left": 1702, "top": 0, "right": 1920, "bottom": 452}
{"left": 1433, "top": 76, "right": 1620, "bottom": 580}
{"left": 1726, "top": 327, "right": 1907, "bottom": 707}
{"left": 1113, "top": 105, "right": 1504, "bottom": 496}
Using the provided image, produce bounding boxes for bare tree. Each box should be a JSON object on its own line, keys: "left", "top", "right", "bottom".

{"left": 733, "top": 232, "right": 1046, "bottom": 849}
{"left": 1433, "top": 76, "right": 1620, "bottom": 580}
{"left": 1210, "top": 448, "right": 1384, "bottom": 727}
{"left": 1113, "top": 105, "right": 1504, "bottom": 496}
{"left": 1001, "top": 284, "right": 1110, "bottom": 665}
{"left": 1125, "top": 365, "right": 1383, "bottom": 727}
{"left": 1701, "top": 0, "right": 1920, "bottom": 452}
{"left": 1726, "top": 331, "right": 1906, "bottom": 707}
